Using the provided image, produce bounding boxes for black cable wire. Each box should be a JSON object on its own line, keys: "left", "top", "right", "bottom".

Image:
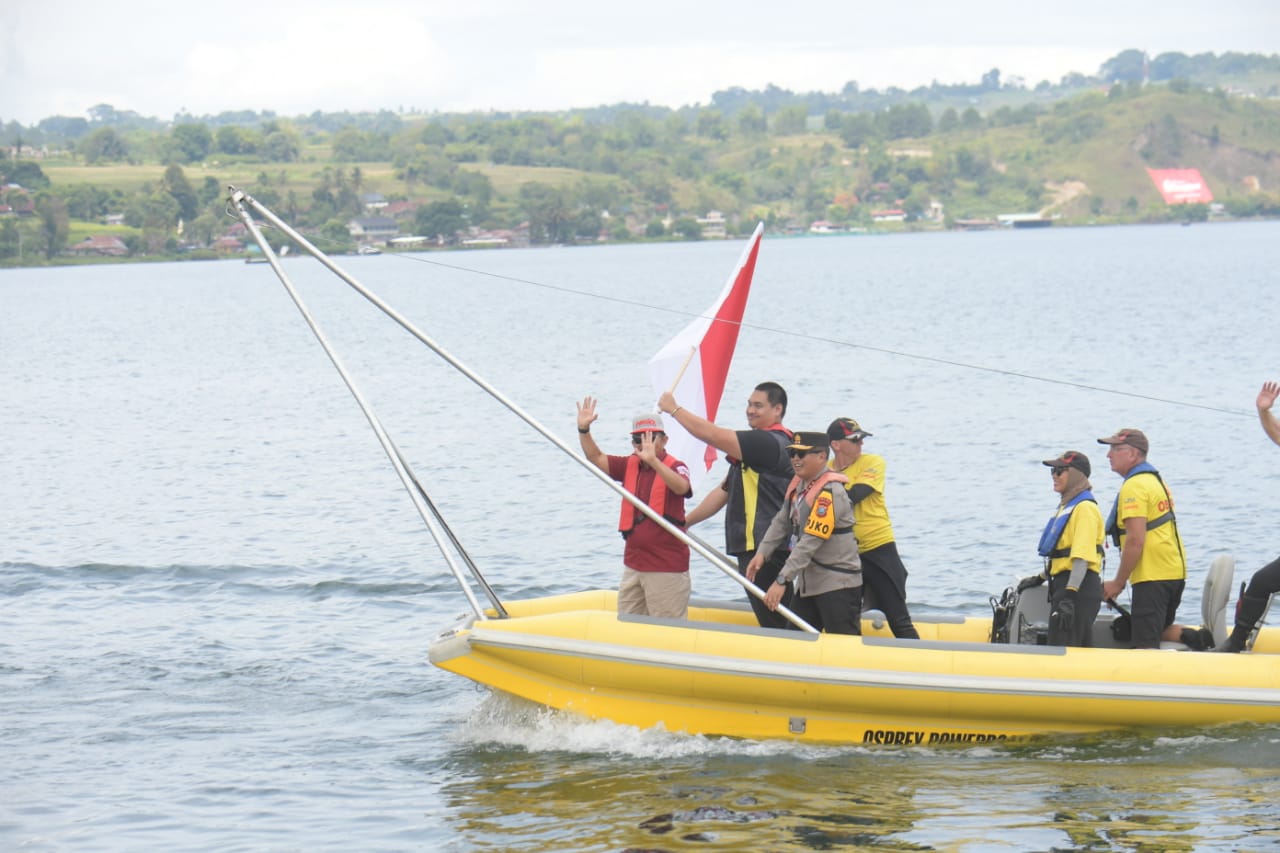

{"left": 380, "top": 250, "right": 1251, "bottom": 418}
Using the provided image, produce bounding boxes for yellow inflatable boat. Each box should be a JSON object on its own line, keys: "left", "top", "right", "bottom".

{"left": 226, "top": 192, "right": 1280, "bottom": 747}
{"left": 430, "top": 568, "right": 1280, "bottom": 745}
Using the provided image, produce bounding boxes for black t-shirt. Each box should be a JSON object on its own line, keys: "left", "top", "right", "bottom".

{"left": 722, "top": 428, "right": 794, "bottom": 555}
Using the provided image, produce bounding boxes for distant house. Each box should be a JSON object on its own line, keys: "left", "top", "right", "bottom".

{"left": 871, "top": 209, "right": 907, "bottom": 223}
{"left": 347, "top": 216, "right": 399, "bottom": 246}
{"left": 461, "top": 233, "right": 510, "bottom": 248}
{"left": 383, "top": 200, "right": 418, "bottom": 220}
{"left": 2, "top": 144, "right": 51, "bottom": 159}
{"left": 213, "top": 236, "right": 245, "bottom": 253}
{"left": 997, "top": 213, "right": 1052, "bottom": 228}
{"left": 953, "top": 218, "right": 999, "bottom": 231}
{"left": 388, "top": 235, "right": 431, "bottom": 249}
{"left": 809, "top": 220, "right": 838, "bottom": 234}
{"left": 697, "top": 210, "right": 727, "bottom": 239}
{"left": 0, "top": 190, "right": 34, "bottom": 216}
{"left": 461, "top": 227, "right": 527, "bottom": 248}
{"left": 360, "top": 192, "right": 388, "bottom": 212}
{"left": 102, "top": 213, "right": 126, "bottom": 226}
{"left": 66, "top": 235, "right": 129, "bottom": 257}
{"left": 463, "top": 224, "right": 533, "bottom": 249}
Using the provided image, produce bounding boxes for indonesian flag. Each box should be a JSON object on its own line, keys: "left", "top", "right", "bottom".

{"left": 648, "top": 222, "right": 763, "bottom": 473}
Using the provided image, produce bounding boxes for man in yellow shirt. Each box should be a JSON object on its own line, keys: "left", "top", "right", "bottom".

{"left": 826, "top": 417, "right": 919, "bottom": 639}
{"left": 1098, "top": 428, "right": 1211, "bottom": 649}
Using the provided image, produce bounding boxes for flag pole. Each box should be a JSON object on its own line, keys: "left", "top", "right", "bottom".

{"left": 664, "top": 346, "right": 697, "bottom": 395}
{"left": 227, "top": 188, "right": 815, "bottom": 633}
{"left": 228, "top": 187, "right": 493, "bottom": 622}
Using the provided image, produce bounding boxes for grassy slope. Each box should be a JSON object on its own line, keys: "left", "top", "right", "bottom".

{"left": 1055, "top": 91, "right": 1280, "bottom": 217}
{"left": 32, "top": 87, "right": 1280, "bottom": 235}
{"left": 904, "top": 89, "right": 1280, "bottom": 221}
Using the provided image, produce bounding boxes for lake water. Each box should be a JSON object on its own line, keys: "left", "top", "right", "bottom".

{"left": 4, "top": 221, "right": 1280, "bottom": 851}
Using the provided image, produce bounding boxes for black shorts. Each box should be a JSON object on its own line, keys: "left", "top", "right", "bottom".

{"left": 1129, "top": 579, "right": 1185, "bottom": 649}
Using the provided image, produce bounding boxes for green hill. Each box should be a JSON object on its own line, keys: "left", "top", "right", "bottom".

{"left": 3, "top": 53, "right": 1280, "bottom": 265}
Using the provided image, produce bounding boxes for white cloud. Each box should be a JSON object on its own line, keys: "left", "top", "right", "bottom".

{"left": 175, "top": 9, "right": 451, "bottom": 116}
{"left": 1, "top": 0, "right": 1276, "bottom": 124}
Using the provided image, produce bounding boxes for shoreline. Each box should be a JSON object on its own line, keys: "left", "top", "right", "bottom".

{"left": 3, "top": 215, "right": 1264, "bottom": 272}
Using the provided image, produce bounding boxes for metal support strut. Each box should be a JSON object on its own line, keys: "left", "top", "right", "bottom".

{"left": 226, "top": 185, "right": 816, "bottom": 633}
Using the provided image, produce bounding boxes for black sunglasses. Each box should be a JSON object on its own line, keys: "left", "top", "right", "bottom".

{"left": 632, "top": 432, "right": 664, "bottom": 444}
{"left": 787, "top": 448, "right": 822, "bottom": 458}
{"left": 1051, "top": 467, "right": 1068, "bottom": 476}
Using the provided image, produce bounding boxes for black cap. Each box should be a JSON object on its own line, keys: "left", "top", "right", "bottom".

{"left": 827, "top": 417, "right": 872, "bottom": 442}
{"left": 1042, "top": 450, "right": 1091, "bottom": 477}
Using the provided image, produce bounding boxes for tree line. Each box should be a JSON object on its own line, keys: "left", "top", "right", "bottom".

{"left": 2, "top": 49, "right": 1279, "bottom": 263}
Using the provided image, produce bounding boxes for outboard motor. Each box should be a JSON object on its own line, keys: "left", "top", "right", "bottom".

{"left": 990, "top": 575, "right": 1051, "bottom": 645}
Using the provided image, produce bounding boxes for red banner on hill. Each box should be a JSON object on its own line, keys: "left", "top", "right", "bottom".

{"left": 1147, "top": 168, "right": 1214, "bottom": 204}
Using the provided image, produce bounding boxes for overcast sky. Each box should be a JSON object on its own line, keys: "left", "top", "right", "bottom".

{"left": 2, "top": 0, "right": 1276, "bottom": 125}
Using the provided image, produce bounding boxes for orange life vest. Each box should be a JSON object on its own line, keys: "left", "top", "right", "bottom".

{"left": 784, "top": 470, "right": 850, "bottom": 506}
{"left": 618, "top": 453, "right": 681, "bottom": 534}
{"left": 785, "top": 471, "right": 852, "bottom": 541}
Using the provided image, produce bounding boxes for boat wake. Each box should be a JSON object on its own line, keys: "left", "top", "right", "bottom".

{"left": 454, "top": 692, "right": 882, "bottom": 760}
{"left": 451, "top": 691, "right": 1280, "bottom": 766}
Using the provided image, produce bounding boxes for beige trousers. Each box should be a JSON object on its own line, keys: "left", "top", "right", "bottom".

{"left": 617, "top": 568, "right": 690, "bottom": 619}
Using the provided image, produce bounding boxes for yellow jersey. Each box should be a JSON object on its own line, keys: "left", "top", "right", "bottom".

{"left": 831, "top": 453, "right": 895, "bottom": 552}
{"left": 1116, "top": 472, "right": 1187, "bottom": 583}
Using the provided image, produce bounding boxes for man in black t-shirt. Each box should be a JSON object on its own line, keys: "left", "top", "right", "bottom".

{"left": 658, "top": 382, "right": 795, "bottom": 628}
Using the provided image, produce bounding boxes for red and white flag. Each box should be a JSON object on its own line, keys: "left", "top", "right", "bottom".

{"left": 648, "top": 222, "right": 763, "bottom": 473}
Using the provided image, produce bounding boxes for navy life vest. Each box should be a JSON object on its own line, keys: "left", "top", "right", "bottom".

{"left": 1037, "top": 490, "right": 1103, "bottom": 560}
